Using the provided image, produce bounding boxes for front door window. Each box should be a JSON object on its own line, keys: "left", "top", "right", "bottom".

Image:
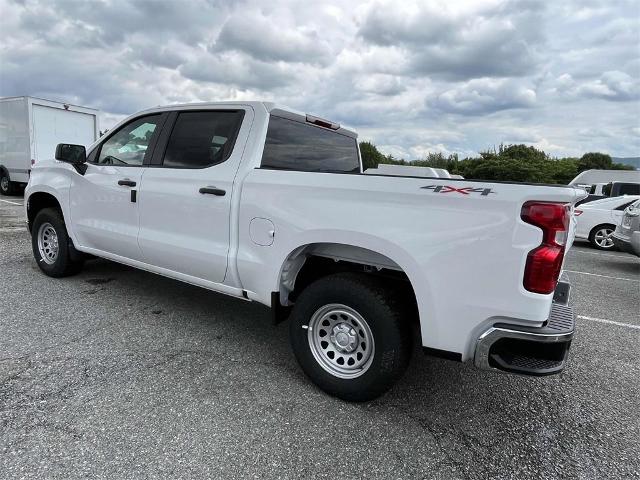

{"left": 96, "top": 115, "right": 161, "bottom": 166}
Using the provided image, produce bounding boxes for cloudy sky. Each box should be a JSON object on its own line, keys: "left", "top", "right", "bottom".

{"left": 1, "top": 0, "right": 638, "bottom": 158}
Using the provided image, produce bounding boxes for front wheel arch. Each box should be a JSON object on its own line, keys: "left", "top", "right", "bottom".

{"left": 31, "top": 207, "right": 84, "bottom": 277}
{"left": 26, "top": 191, "right": 63, "bottom": 232}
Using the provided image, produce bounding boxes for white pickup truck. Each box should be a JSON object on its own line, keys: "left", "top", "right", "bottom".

{"left": 25, "top": 101, "right": 584, "bottom": 401}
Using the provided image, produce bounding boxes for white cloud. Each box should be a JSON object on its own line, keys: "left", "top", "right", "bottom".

{"left": 358, "top": 0, "right": 545, "bottom": 79}
{"left": 552, "top": 71, "right": 640, "bottom": 102}
{"left": 429, "top": 78, "right": 537, "bottom": 114}
{"left": 215, "top": 12, "right": 334, "bottom": 66}
{"left": 577, "top": 71, "right": 639, "bottom": 101}
{"left": 0, "top": 0, "right": 638, "bottom": 157}
{"left": 354, "top": 75, "right": 405, "bottom": 96}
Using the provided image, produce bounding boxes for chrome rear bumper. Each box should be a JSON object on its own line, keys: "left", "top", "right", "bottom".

{"left": 474, "top": 291, "right": 575, "bottom": 376}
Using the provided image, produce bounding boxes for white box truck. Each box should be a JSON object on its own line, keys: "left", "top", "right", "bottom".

{"left": 0, "top": 96, "right": 99, "bottom": 195}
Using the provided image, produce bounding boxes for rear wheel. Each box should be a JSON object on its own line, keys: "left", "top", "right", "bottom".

{"left": 31, "top": 208, "right": 84, "bottom": 277}
{"left": 589, "top": 224, "right": 616, "bottom": 250}
{"left": 0, "top": 171, "right": 15, "bottom": 196}
{"left": 289, "top": 273, "right": 412, "bottom": 402}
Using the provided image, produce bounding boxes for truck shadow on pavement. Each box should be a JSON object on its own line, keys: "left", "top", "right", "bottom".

{"left": 70, "top": 256, "right": 568, "bottom": 405}
{"left": 74, "top": 256, "right": 473, "bottom": 393}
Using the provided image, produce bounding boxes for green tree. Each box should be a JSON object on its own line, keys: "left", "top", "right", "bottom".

{"left": 499, "top": 144, "right": 548, "bottom": 162}
{"left": 577, "top": 152, "right": 612, "bottom": 172}
{"left": 610, "top": 162, "right": 635, "bottom": 171}
{"left": 359, "top": 140, "right": 627, "bottom": 184}
{"left": 543, "top": 158, "right": 579, "bottom": 184}
{"left": 359, "top": 141, "right": 387, "bottom": 170}
{"left": 479, "top": 143, "right": 548, "bottom": 162}
{"left": 463, "top": 158, "right": 543, "bottom": 183}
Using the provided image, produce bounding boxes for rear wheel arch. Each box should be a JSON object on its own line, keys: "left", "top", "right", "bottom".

{"left": 275, "top": 242, "right": 420, "bottom": 327}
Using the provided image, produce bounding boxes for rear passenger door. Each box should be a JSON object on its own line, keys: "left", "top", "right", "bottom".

{"left": 137, "top": 108, "right": 251, "bottom": 284}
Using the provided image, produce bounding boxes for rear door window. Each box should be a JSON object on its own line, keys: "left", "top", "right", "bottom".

{"left": 162, "top": 111, "right": 245, "bottom": 168}
{"left": 261, "top": 116, "right": 360, "bottom": 173}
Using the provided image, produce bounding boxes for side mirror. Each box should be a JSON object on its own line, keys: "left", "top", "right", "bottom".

{"left": 55, "top": 143, "right": 86, "bottom": 165}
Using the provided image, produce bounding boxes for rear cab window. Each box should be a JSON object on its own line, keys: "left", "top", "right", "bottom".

{"left": 261, "top": 115, "right": 360, "bottom": 173}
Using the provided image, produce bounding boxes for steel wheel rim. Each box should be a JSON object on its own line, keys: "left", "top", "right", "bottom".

{"left": 37, "top": 222, "right": 59, "bottom": 264}
{"left": 594, "top": 228, "right": 614, "bottom": 248}
{"left": 0, "top": 176, "right": 8, "bottom": 191}
{"left": 307, "top": 303, "right": 375, "bottom": 379}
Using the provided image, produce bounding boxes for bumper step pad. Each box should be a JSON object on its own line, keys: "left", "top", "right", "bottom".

{"left": 475, "top": 303, "right": 575, "bottom": 376}
{"left": 495, "top": 303, "right": 575, "bottom": 335}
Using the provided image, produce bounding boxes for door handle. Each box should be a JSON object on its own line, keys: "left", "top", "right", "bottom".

{"left": 118, "top": 179, "right": 137, "bottom": 187}
{"left": 199, "top": 186, "right": 226, "bottom": 196}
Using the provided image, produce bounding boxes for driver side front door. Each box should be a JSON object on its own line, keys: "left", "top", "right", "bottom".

{"left": 69, "top": 113, "right": 168, "bottom": 261}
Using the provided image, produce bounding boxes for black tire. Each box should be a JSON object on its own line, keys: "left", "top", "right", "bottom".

{"left": 588, "top": 224, "right": 617, "bottom": 250}
{"left": 31, "top": 207, "right": 84, "bottom": 277}
{"left": 289, "top": 273, "right": 412, "bottom": 402}
{"left": 0, "top": 170, "right": 15, "bottom": 196}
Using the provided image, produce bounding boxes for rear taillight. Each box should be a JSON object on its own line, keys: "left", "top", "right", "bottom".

{"left": 521, "top": 202, "right": 570, "bottom": 294}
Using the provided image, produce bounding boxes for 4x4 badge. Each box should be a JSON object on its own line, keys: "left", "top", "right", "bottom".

{"left": 421, "top": 185, "right": 496, "bottom": 196}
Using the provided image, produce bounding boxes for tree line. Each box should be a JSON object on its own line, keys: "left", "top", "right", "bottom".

{"left": 359, "top": 142, "right": 634, "bottom": 184}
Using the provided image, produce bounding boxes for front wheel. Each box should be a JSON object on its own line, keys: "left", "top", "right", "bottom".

{"left": 289, "top": 273, "right": 412, "bottom": 402}
{"left": 589, "top": 224, "right": 616, "bottom": 250}
{"left": 31, "top": 208, "right": 84, "bottom": 277}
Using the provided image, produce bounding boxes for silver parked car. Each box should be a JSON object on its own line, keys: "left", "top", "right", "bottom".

{"left": 612, "top": 199, "right": 640, "bottom": 257}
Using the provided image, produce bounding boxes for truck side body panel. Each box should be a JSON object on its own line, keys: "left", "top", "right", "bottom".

{"left": 237, "top": 168, "right": 580, "bottom": 360}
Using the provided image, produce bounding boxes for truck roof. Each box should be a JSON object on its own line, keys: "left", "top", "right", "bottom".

{"left": 135, "top": 101, "right": 358, "bottom": 138}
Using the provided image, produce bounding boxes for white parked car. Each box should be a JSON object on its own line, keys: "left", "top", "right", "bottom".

{"left": 25, "top": 101, "right": 584, "bottom": 401}
{"left": 574, "top": 195, "right": 640, "bottom": 250}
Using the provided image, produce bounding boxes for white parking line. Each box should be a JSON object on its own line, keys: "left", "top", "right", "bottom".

{"left": 0, "top": 198, "right": 22, "bottom": 206}
{"left": 569, "top": 249, "right": 630, "bottom": 259}
{"left": 577, "top": 315, "right": 640, "bottom": 330}
{"left": 564, "top": 270, "right": 640, "bottom": 282}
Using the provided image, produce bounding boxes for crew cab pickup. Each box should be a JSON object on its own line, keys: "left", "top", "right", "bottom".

{"left": 25, "top": 102, "right": 584, "bottom": 401}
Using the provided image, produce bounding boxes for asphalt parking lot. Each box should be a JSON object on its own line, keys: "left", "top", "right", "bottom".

{"left": 1, "top": 195, "right": 639, "bottom": 480}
